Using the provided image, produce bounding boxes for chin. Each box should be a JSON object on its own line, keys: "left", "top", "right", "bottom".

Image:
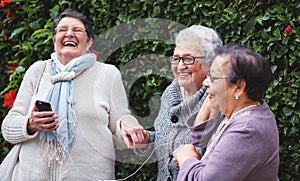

{"left": 177, "top": 82, "right": 188, "bottom": 88}
{"left": 62, "top": 51, "right": 81, "bottom": 57}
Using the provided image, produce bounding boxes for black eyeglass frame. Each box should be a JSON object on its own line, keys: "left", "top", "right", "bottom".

{"left": 206, "top": 70, "right": 228, "bottom": 83}
{"left": 170, "top": 55, "right": 206, "bottom": 65}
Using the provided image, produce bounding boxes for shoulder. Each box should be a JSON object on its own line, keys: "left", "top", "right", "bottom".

{"left": 230, "top": 103, "right": 277, "bottom": 137}
{"left": 162, "top": 80, "right": 178, "bottom": 96}
{"left": 27, "top": 60, "right": 47, "bottom": 71}
{"left": 94, "top": 61, "right": 120, "bottom": 75}
{"left": 24, "top": 60, "right": 48, "bottom": 77}
{"left": 93, "top": 62, "right": 123, "bottom": 86}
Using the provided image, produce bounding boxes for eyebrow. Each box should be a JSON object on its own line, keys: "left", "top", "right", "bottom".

{"left": 172, "top": 53, "right": 192, "bottom": 56}
{"left": 56, "top": 26, "right": 85, "bottom": 28}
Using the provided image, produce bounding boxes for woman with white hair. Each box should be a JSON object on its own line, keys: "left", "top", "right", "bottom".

{"left": 131, "top": 25, "right": 223, "bottom": 180}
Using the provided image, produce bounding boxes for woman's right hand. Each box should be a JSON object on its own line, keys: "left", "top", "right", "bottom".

{"left": 27, "top": 103, "right": 58, "bottom": 135}
{"left": 194, "top": 96, "right": 219, "bottom": 126}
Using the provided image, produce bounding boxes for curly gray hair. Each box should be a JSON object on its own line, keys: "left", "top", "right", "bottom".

{"left": 175, "top": 25, "right": 223, "bottom": 66}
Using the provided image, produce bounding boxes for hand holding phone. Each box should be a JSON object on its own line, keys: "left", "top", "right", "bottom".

{"left": 35, "top": 100, "right": 57, "bottom": 127}
{"left": 36, "top": 100, "right": 52, "bottom": 112}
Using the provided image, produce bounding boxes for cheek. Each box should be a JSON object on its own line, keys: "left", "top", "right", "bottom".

{"left": 53, "top": 35, "right": 63, "bottom": 48}
{"left": 191, "top": 66, "right": 205, "bottom": 85}
{"left": 53, "top": 41, "right": 60, "bottom": 52}
{"left": 80, "top": 40, "right": 91, "bottom": 53}
{"left": 219, "top": 91, "right": 228, "bottom": 111}
{"left": 211, "top": 83, "right": 227, "bottom": 111}
{"left": 171, "top": 65, "right": 178, "bottom": 77}
{"left": 54, "top": 33, "right": 64, "bottom": 42}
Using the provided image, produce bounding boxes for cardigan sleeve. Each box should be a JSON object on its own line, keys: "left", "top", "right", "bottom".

{"left": 1, "top": 61, "right": 46, "bottom": 144}
{"left": 106, "top": 65, "right": 140, "bottom": 149}
{"left": 187, "top": 113, "right": 224, "bottom": 149}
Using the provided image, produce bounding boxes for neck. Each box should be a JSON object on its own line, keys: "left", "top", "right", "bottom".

{"left": 226, "top": 100, "right": 260, "bottom": 119}
{"left": 58, "top": 54, "right": 82, "bottom": 65}
{"left": 184, "top": 90, "right": 197, "bottom": 98}
{"left": 183, "top": 85, "right": 201, "bottom": 99}
{"left": 57, "top": 56, "right": 71, "bottom": 65}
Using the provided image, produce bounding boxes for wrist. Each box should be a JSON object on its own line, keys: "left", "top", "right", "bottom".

{"left": 27, "top": 116, "right": 37, "bottom": 135}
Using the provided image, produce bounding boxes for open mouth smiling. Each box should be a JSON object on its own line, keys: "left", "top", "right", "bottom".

{"left": 63, "top": 41, "right": 77, "bottom": 47}
{"left": 178, "top": 72, "right": 191, "bottom": 76}
{"left": 177, "top": 72, "right": 191, "bottom": 79}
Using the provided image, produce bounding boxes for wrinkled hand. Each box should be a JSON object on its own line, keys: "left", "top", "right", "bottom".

{"left": 195, "top": 96, "right": 219, "bottom": 126}
{"left": 27, "top": 102, "right": 58, "bottom": 135}
{"left": 120, "top": 117, "right": 149, "bottom": 149}
{"left": 173, "top": 144, "right": 200, "bottom": 167}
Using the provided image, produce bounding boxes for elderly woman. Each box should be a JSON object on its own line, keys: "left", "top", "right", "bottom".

{"left": 1, "top": 9, "right": 144, "bottom": 180}
{"left": 131, "top": 25, "right": 223, "bottom": 180}
{"left": 173, "top": 44, "right": 280, "bottom": 181}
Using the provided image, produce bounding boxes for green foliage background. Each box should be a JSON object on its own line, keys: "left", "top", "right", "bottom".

{"left": 0, "top": 0, "right": 299, "bottom": 180}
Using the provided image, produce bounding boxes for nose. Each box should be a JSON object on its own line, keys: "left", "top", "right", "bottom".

{"left": 177, "top": 59, "right": 187, "bottom": 70}
{"left": 203, "top": 77, "right": 210, "bottom": 88}
{"left": 65, "top": 28, "right": 74, "bottom": 37}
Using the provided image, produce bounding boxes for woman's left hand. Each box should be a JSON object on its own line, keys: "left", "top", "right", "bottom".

{"left": 173, "top": 144, "right": 200, "bottom": 167}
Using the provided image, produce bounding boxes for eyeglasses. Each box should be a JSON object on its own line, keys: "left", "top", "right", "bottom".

{"left": 170, "top": 55, "right": 205, "bottom": 65}
{"left": 55, "top": 26, "right": 86, "bottom": 35}
{"left": 206, "top": 70, "right": 228, "bottom": 83}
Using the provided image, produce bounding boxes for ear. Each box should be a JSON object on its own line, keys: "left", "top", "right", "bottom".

{"left": 53, "top": 36, "right": 57, "bottom": 52}
{"left": 235, "top": 79, "right": 246, "bottom": 96}
{"left": 86, "top": 38, "right": 93, "bottom": 52}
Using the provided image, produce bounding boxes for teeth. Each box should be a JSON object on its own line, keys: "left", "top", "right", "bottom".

{"left": 178, "top": 72, "right": 189, "bottom": 75}
{"left": 63, "top": 41, "right": 76, "bottom": 46}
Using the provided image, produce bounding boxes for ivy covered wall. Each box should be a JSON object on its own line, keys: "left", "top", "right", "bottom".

{"left": 0, "top": 0, "right": 299, "bottom": 180}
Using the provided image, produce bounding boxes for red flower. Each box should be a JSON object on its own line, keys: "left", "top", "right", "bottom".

{"left": 2, "top": 34, "right": 8, "bottom": 41}
{"left": 6, "top": 62, "right": 19, "bottom": 72}
{"left": 0, "top": 0, "right": 10, "bottom": 8}
{"left": 92, "top": 50, "right": 99, "bottom": 60}
{"left": 3, "top": 89, "right": 17, "bottom": 109}
{"left": 6, "top": 8, "right": 14, "bottom": 18}
{"left": 284, "top": 25, "right": 292, "bottom": 35}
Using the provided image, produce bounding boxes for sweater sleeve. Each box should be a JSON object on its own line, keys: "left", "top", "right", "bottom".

{"left": 1, "top": 61, "right": 46, "bottom": 144}
{"left": 107, "top": 65, "right": 139, "bottom": 149}
{"left": 187, "top": 113, "right": 223, "bottom": 149}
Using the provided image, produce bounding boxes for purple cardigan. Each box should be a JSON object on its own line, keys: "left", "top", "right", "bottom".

{"left": 178, "top": 101, "right": 279, "bottom": 181}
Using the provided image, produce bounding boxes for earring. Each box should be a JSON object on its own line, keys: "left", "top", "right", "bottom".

{"left": 234, "top": 93, "right": 239, "bottom": 100}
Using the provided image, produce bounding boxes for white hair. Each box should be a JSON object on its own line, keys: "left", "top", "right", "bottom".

{"left": 175, "top": 25, "right": 223, "bottom": 65}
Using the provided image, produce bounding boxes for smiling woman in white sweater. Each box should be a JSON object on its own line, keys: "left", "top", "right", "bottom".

{"left": 1, "top": 9, "right": 145, "bottom": 180}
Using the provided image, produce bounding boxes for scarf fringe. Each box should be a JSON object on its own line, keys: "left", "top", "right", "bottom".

{"left": 39, "top": 139, "right": 64, "bottom": 166}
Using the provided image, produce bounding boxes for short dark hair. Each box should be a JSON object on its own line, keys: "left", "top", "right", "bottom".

{"left": 52, "top": 9, "right": 93, "bottom": 40}
{"left": 215, "top": 44, "right": 274, "bottom": 101}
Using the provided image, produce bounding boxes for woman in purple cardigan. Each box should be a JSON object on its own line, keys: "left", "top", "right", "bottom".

{"left": 173, "top": 44, "right": 279, "bottom": 181}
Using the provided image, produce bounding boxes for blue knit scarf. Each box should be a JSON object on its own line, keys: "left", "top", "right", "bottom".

{"left": 40, "top": 53, "right": 96, "bottom": 162}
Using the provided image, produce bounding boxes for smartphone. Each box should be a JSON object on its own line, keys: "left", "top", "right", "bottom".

{"left": 36, "top": 100, "right": 52, "bottom": 112}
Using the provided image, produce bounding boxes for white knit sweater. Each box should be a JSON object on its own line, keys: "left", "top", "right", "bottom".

{"left": 1, "top": 59, "right": 136, "bottom": 180}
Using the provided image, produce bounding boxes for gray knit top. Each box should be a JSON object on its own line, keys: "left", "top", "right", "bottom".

{"left": 146, "top": 80, "right": 207, "bottom": 181}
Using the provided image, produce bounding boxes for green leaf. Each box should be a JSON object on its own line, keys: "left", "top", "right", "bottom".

{"left": 9, "top": 27, "right": 27, "bottom": 38}
{"left": 243, "top": 17, "right": 256, "bottom": 32}
{"left": 283, "top": 106, "right": 293, "bottom": 116}
{"left": 273, "top": 28, "right": 282, "bottom": 40}
{"left": 15, "top": 66, "right": 25, "bottom": 72}
{"left": 152, "top": 6, "right": 161, "bottom": 17}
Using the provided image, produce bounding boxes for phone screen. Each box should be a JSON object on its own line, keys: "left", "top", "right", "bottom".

{"left": 36, "top": 100, "right": 52, "bottom": 112}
